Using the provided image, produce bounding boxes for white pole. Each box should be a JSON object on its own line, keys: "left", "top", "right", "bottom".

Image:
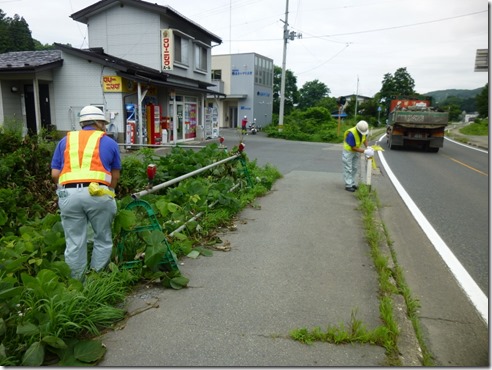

{"left": 137, "top": 83, "right": 143, "bottom": 144}
{"left": 278, "top": 0, "right": 289, "bottom": 132}
{"left": 366, "top": 157, "right": 372, "bottom": 191}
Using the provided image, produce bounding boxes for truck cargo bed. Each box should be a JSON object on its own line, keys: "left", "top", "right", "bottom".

{"left": 389, "top": 110, "right": 449, "bottom": 126}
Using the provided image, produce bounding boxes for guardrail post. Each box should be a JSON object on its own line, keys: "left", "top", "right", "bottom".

{"left": 237, "top": 156, "right": 253, "bottom": 188}
{"left": 236, "top": 142, "right": 253, "bottom": 187}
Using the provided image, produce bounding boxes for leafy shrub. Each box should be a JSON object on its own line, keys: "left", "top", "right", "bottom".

{"left": 460, "top": 118, "right": 488, "bottom": 136}
{"left": 264, "top": 112, "right": 355, "bottom": 143}
{"left": 0, "top": 131, "right": 57, "bottom": 235}
{"left": 0, "top": 129, "right": 281, "bottom": 365}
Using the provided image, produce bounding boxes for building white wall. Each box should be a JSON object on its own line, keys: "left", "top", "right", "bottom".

{"left": 87, "top": 5, "right": 213, "bottom": 86}
{"left": 232, "top": 53, "right": 273, "bottom": 127}
{"left": 212, "top": 55, "right": 232, "bottom": 95}
{"left": 210, "top": 53, "right": 273, "bottom": 129}
{"left": 88, "top": 7, "right": 160, "bottom": 71}
{"left": 52, "top": 52, "right": 125, "bottom": 133}
{"left": 0, "top": 82, "right": 24, "bottom": 126}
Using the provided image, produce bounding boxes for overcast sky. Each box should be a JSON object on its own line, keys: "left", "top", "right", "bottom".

{"left": 1, "top": 0, "right": 488, "bottom": 97}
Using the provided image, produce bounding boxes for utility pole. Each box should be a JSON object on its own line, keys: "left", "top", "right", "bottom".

{"left": 278, "top": 0, "right": 289, "bottom": 132}
{"left": 354, "top": 75, "right": 359, "bottom": 122}
{"left": 229, "top": 0, "right": 232, "bottom": 54}
{"left": 278, "top": 0, "right": 301, "bottom": 132}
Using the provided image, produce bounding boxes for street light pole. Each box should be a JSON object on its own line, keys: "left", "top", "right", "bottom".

{"left": 278, "top": 0, "right": 289, "bottom": 132}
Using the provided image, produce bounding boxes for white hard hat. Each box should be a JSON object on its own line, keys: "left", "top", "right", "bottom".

{"left": 244, "top": 115, "right": 247, "bottom": 118}
{"left": 79, "top": 105, "right": 108, "bottom": 126}
{"left": 355, "top": 120, "right": 369, "bottom": 135}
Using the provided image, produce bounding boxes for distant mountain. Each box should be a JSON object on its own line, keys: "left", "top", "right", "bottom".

{"left": 424, "top": 88, "right": 483, "bottom": 103}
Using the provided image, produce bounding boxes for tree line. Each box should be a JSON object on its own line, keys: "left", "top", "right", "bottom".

{"left": 0, "top": 10, "right": 55, "bottom": 52}
{"left": 272, "top": 66, "right": 488, "bottom": 124}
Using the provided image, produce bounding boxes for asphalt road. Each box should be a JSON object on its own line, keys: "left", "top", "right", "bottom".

{"left": 375, "top": 138, "right": 489, "bottom": 295}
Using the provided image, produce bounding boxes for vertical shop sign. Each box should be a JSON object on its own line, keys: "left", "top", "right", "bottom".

{"left": 161, "top": 29, "right": 174, "bottom": 71}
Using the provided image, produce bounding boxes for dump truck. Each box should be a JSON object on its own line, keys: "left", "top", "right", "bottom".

{"left": 386, "top": 96, "right": 449, "bottom": 152}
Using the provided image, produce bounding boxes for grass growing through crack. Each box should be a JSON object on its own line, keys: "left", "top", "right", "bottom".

{"left": 291, "top": 310, "right": 377, "bottom": 346}
{"left": 290, "top": 184, "right": 433, "bottom": 366}
{"left": 383, "top": 223, "right": 435, "bottom": 366}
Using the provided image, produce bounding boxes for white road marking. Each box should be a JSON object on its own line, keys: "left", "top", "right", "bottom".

{"left": 377, "top": 135, "right": 488, "bottom": 325}
{"left": 444, "top": 137, "right": 488, "bottom": 154}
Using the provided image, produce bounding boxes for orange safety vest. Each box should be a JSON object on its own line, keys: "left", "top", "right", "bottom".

{"left": 59, "top": 130, "right": 112, "bottom": 186}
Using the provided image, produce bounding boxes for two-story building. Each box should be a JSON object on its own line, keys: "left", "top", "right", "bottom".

{"left": 207, "top": 53, "right": 274, "bottom": 131}
{"left": 0, "top": 0, "right": 226, "bottom": 144}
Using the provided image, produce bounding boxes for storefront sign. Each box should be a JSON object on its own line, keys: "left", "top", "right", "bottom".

{"left": 161, "top": 29, "right": 174, "bottom": 71}
{"left": 103, "top": 76, "right": 123, "bottom": 92}
{"left": 102, "top": 76, "right": 136, "bottom": 92}
{"left": 232, "top": 68, "right": 252, "bottom": 76}
{"left": 103, "top": 76, "right": 159, "bottom": 95}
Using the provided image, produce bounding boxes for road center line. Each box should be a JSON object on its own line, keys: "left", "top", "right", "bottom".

{"left": 376, "top": 135, "right": 488, "bottom": 325}
{"left": 443, "top": 155, "right": 488, "bottom": 176}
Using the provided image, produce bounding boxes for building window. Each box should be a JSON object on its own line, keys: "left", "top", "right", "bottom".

{"left": 211, "top": 69, "right": 222, "bottom": 80}
{"left": 253, "top": 56, "right": 273, "bottom": 87}
{"left": 174, "top": 34, "right": 189, "bottom": 66}
{"left": 194, "top": 44, "right": 207, "bottom": 71}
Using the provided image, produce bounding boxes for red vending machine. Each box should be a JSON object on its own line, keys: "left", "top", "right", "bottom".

{"left": 146, "top": 104, "right": 162, "bottom": 144}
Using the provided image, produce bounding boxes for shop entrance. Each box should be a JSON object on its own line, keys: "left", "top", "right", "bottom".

{"left": 169, "top": 101, "right": 183, "bottom": 142}
{"left": 169, "top": 96, "right": 198, "bottom": 142}
{"left": 228, "top": 107, "right": 238, "bottom": 128}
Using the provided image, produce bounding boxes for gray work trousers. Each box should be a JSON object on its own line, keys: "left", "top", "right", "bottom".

{"left": 57, "top": 185, "right": 116, "bottom": 280}
{"left": 342, "top": 149, "right": 360, "bottom": 188}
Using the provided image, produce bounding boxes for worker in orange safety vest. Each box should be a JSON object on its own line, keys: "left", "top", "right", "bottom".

{"left": 51, "top": 105, "right": 121, "bottom": 280}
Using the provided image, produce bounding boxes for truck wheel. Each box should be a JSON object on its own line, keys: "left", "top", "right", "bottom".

{"left": 388, "top": 137, "right": 398, "bottom": 150}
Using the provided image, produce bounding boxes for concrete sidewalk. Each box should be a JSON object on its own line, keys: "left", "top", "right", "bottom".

{"left": 98, "top": 170, "right": 390, "bottom": 366}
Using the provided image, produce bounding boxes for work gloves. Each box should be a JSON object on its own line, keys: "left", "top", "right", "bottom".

{"left": 364, "top": 146, "right": 375, "bottom": 158}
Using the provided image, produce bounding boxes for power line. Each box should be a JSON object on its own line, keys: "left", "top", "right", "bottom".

{"left": 214, "top": 9, "right": 487, "bottom": 44}
{"left": 296, "top": 43, "right": 351, "bottom": 76}
{"left": 311, "top": 10, "right": 487, "bottom": 38}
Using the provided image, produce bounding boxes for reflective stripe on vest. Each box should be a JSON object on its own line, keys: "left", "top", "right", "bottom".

{"left": 59, "top": 130, "right": 112, "bottom": 186}
{"left": 343, "top": 127, "right": 366, "bottom": 152}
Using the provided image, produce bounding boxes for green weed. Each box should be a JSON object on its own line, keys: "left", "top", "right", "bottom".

{"left": 289, "top": 184, "right": 432, "bottom": 366}
{"left": 1, "top": 133, "right": 282, "bottom": 365}
{"left": 460, "top": 119, "right": 488, "bottom": 136}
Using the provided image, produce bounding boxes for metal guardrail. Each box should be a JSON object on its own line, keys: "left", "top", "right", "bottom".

{"left": 132, "top": 152, "right": 247, "bottom": 240}
{"left": 131, "top": 152, "right": 242, "bottom": 199}
{"left": 118, "top": 143, "right": 207, "bottom": 150}
{"left": 169, "top": 182, "right": 241, "bottom": 237}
